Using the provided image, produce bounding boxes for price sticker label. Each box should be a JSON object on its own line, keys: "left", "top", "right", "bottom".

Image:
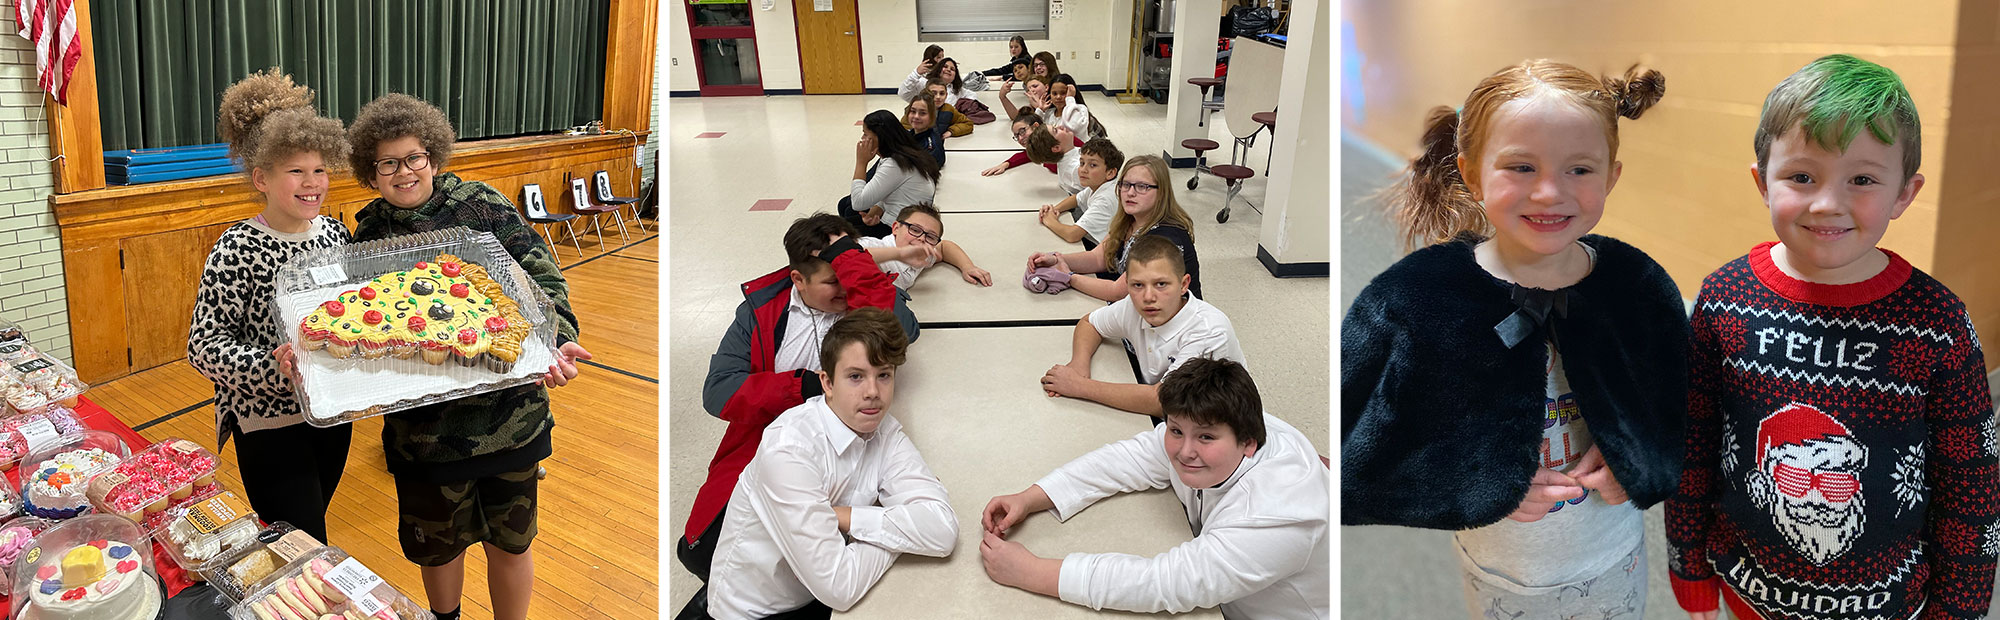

{"left": 308, "top": 264, "right": 347, "bottom": 286}
{"left": 324, "top": 558, "right": 389, "bottom": 615}
{"left": 17, "top": 419, "right": 59, "bottom": 454}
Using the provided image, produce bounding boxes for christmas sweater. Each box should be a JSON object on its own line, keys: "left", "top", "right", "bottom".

{"left": 1666, "top": 243, "right": 1997, "bottom": 620}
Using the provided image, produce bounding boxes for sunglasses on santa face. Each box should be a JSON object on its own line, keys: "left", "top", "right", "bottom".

{"left": 1773, "top": 463, "right": 1859, "bottom": 503}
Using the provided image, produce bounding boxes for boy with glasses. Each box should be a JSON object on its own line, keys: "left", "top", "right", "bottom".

{"left": 858, "top": 204, "right": 992, "bottom": 289}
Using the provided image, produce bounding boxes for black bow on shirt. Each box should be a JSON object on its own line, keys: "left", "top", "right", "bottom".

{"left": 1495, "top": 284, "right": 1568, "bottom": 349}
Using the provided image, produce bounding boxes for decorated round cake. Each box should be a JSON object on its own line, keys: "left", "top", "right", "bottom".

{"left": 24, "top": 449, "right": 119, "bottom": 519}
{"left": 297, "top": 253, "right": 531, "bottom": 371}
{"left": 23, "top": 540, "right": 160, "bottom": 620}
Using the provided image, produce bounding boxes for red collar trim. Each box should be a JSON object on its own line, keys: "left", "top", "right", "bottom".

{"left": 1748, "top": 242, "right": 1911, "bottom": 307}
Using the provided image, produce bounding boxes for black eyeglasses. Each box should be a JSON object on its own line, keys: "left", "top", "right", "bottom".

{"left": 901, "top": 222, "right": 941, "bottom": 245}
{"left": 1118, "top": 181, "right": 1160, "bottom": 194}
{"left": 374, "top": 152, "right": 432, "bottom": 177}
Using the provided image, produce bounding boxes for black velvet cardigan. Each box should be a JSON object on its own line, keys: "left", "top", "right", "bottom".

{"left": 1340, "top": 235, "right": 1690, "bottom": 529}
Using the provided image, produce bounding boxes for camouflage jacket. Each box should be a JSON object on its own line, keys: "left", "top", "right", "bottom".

{"left": 354, "top": 172, "right": 580, "bottom": 483}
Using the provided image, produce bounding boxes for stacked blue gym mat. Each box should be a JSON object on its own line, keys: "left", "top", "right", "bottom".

{"left": 104, "top": 144, "right": 240, "bottom": 185}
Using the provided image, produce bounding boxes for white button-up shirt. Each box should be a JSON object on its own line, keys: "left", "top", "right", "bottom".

{"left": 774, "top": 288, "right": 843, "bottom": 374}
{"left": 1057, "top": 148, "right": 1084, "bottom": 196}
{"left": 856, "top": 235, "right": 932, "bottom": 290}
{"left": 1036, "top": 414, "right": 1330, "bottom": 619}
{"left": 707, "top": 397, "right": 958, "bottom": 618}
{"left": 1089, "top": 294, "right": 1247, "bottom": 384}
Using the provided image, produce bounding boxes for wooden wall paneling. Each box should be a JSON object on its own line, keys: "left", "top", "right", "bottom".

{"left": 121, "top": 223, "right": 234, "bottom": 372}
{"left": 47, "top": 0, "right": 104, "bottom": 194}
{"left": 602, "top": 0, "right": 660, "bottom": 133}
{"left": 53, "top": 135, "right": 644, "bottom": 381}
{"left": 61, "top": 242, "right": 125, "bottom": 383}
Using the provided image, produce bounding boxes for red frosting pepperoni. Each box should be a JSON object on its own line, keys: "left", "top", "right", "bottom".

{"left": 322, "top": 301, "right": 345, "bottom": 317}
{"left": 450, "top": 283, "right": 470, "bottom": 298}
{"left": 485, "top": 317, "right": 508, "bottom": 333}
{"left": 363, "top": 310, "right": 384, "bottom": 325}
{"left": 441, "top": 262, "right": 462, "bottom": 277}
{"left": 457, "top": 328, "right": 479, "bottom": 345}
{"left": 407, "top": 316, "right": 427, "bottom": 332}
{"left": 359, "top": 287, "right": 377, "bottom": 301}
{"left": 415, "top": 261, "right": 429, "bottom": 269}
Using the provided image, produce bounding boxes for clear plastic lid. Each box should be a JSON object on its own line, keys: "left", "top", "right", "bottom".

{"left": 0, "top": 516, "right": 49, "bottom": 592}
{"left": 152, "top": 489, "right": 258, "bottom": 574}
{"left": 0, "top": 318, "right": 24, "bottom": 344}
{"left": 0, "top": 345, "right": 87, "bottom": 417}
{"left": 18, "top": 430, "right": 128, "bottom": 521}
{"left": 199, "top": 521, "right": 303, "bottom": 603}
{"left": 9, "top": 514, "right": 160, "bottom": 620}
{"left": 227, "top": 546, "right": 434, "bottom": 620}
{"left": 85, "top": 438, "right": 222, "bottom": 529}
{"left": 0, "top": 407, "right": 87, "bottom": 471}
{"left": 273, "top": 227, "right": 559, "bottom": 427}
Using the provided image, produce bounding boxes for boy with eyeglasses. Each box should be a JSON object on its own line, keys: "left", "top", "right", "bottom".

{"left": 856, "top": 204, "right": 992, "bottom": 289}
{"left": 981, "top": 109, "right": 1083, "bottom": 177}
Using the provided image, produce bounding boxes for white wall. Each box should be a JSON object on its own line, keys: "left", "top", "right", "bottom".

{"left": 670, "top": 0, "right": 1136, "bottom": 93}
{"left": 1257, "top": 0, "right": 1329, "bottom": 266}
{"left": 665, "top": 2, "right": 699, "bottom": 91}
{"left": 0, "top": 10, "right": 69, "bottom": 363}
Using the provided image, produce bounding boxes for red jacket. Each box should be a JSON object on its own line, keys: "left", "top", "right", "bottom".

{"left": 683, "top": 243, "right": 912, "bottom": 543}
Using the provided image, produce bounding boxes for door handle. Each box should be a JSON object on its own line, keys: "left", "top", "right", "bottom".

{"left": 844, "top": 31, "right": 854, "bottom": 35}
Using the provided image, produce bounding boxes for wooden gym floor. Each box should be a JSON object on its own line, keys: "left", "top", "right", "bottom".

{"left": 88, "top": 222, "right": 660, "bottom": 619}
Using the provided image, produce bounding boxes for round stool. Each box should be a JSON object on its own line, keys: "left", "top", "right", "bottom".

{"left": 1189, "top": 77, "right": 1225, "bottom": 127}
{"left": 1211, "top": 164, "right": 1255, "bottom": 223}
{"left": 1180, "top": 138, "right": 1220, "bottom": 190}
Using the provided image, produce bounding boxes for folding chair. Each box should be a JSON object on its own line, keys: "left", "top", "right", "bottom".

{"left": 571, "top": 177, "right": 630, "bottom": 248}
{"left": 522, "top": 184, "right": 583, "bottom": 264}
{"left": 593, "top": 170, "right": 648, "bottom": 233}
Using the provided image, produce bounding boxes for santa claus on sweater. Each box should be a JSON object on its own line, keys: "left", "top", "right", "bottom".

{"left": 1747, "top": 403, "right": 1868, "bottom": 566}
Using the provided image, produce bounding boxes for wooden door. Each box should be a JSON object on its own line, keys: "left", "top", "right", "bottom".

{"left": 794, "top": 0, "right": 863, "bottom": 94}
{"left": 121, "top": 223, "right": 234, "bottom": 374}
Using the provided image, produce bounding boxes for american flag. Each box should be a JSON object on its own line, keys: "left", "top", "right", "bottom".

{"left": 14, "top": 0, "right": 78, "bottom": 104}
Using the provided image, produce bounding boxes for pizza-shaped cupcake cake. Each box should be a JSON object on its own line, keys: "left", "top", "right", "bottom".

{"left": 297, "top": 253, "right": 532, "bottom": 372}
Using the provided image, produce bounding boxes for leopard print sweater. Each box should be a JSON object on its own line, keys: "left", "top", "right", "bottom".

{"left": 187, "top": 216, "right": 350, "bottom": 444}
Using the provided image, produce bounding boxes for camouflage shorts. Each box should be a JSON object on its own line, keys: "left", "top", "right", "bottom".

{"left": 395, "top": 464, "right": 540, "bottom": 566}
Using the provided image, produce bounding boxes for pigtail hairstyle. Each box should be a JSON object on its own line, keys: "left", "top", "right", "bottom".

{"left": 216, "top": 68, "right": 349, "bottom": 180}
{"left": 1383, "top": 60, "right": 1665, "bottom": 250}
{"left": 1383, "top": 106, "right": 1484, "bottom": 251}
{"left": 863, "top": 109, "right": 942, "bottom": 183}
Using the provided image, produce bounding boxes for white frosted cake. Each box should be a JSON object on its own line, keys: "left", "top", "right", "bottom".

{"left": 24, "top": 449, "right": 118, "bottom": 519}
{"left": 24, "top": 540, "right": 161, "bottom": 620}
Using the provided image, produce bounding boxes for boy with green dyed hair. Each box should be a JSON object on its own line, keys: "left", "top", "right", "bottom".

{"left": 1665, "top": 54, "right": 1996, "bottom": 620}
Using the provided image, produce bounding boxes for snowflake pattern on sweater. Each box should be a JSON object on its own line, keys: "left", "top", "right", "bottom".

{"left": 1665, "top": 243, "right": 1997, "bottom": 620}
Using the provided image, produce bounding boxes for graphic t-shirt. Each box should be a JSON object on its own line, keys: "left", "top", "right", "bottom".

{"left": 1455, "top": 343, "right": 1644, "bottom": 587}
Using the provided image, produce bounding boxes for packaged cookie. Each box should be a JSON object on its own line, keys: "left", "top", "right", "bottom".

{"left": 226, "top": 546, "right": 432, "bottom": 620}
{"left": 154, "top": 490, "right": 259, "bottom": 573}
{"left": 201, "top": 522, "right": 314, "bottom": 603}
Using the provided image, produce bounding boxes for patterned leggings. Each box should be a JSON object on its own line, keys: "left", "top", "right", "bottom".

{"left": 1459, "top": 541, "right": 1647, "bottom": 620}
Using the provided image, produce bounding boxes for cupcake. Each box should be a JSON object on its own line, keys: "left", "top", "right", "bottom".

{"left": 323, "top": 335, "right": 355, "bottom": 359}
{"left": 451, "top": 328, "right": 489, "bottom": 367}
{"left": 420, "top": 341, "right": 451, "bottom": 365}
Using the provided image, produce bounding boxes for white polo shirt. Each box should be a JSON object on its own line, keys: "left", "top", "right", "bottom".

{"left": 856, "top": 234, "right": 932, "bottom": 290}
{"left": 1073, "top": 180, "right": 1118, "bottom": 243}
{"left": 1088, "top": 294, "right": 1246, "bottom": 384}
{"left": 1057, "top": 148, "right": 1084, "bottom": 196}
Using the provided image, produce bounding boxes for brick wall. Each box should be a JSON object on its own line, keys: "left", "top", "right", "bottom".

{"left": 0, "top": 10, "right": 69, "bottom": 364}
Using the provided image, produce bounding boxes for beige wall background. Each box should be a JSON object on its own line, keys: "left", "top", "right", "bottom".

{"left": 1343, "top": 1, "right": 2000, "bottom": 366}
{"left": 667, "top": 0, "right": 1139, "bottom": 93}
